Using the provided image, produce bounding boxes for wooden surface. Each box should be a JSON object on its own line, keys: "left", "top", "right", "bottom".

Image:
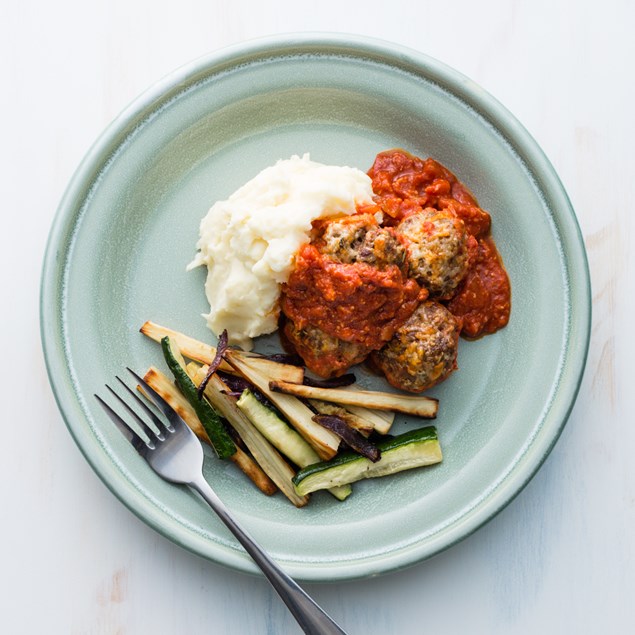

{"left": 2, "top": 0, "right": 633, "bottom": 632}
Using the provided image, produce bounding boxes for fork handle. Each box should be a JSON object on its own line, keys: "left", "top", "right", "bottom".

{"left": 190, "top": 476, "right": 348, "bottom": 635}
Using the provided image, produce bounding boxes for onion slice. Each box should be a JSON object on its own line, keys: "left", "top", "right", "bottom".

{"left": 313, "top": 414, "right": 381, "bottom": 462}
{"left": 263, "top": 353, "right": 304, "bottom": 366}
{"left": 197, "top": 329, "right": 228, "bottom": 399}
{"left": 303, "top": 373, "right": 356, "bottom": 388}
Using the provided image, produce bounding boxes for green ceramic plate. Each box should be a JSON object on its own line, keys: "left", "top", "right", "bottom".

{"left": 40, "top": 34, "right": 590, "bottom": 581}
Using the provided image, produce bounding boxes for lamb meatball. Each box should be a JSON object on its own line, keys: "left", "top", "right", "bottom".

{"left": 318, "top": 214, "right": 406, "bottom": 270}
{"left": 371, "top": 301, "right": 460, "bottom": 393}
{"left": 396, "top": 208, "right": 469, "bottom": 298}
{"left": 283, "top": 320, "right": 372, "bottom": 378}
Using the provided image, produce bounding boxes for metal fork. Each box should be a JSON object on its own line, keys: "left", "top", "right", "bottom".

{"left": 95, "top": 369, "right": 348, "bottom": 635}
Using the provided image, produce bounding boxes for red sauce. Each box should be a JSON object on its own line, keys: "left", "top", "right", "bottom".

{"left": 438, "top": 199, "right": 490, "bottom": 239}
{"left": 281, "top": 244, "right": 425, "bottom": 347}
{"left": 368, "top": 150, "right": 491, "bottom": 238}
{"left": 280, "top": 149, "right": 510, "bottom": 379}
{"left": 368, "top": 149, "right": 510, "bottom": 338}
{"left": 447, "top": 236, "right": 511, "bottom": 337}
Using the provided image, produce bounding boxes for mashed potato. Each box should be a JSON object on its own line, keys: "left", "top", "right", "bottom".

{"left": 188, "top": 154, "right": 375, "bottom": 349}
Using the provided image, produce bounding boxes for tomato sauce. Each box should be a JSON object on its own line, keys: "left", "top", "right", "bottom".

{"left": 281, "top": 244, "right": 425, "bottom": 347}
{"left": 447, "top": 236, "right": 511, "bottom": 337}
{"left": 368, "top": 150, "right": 492, "bottom": 237}
{"left": 368, "top": 149, "right": 510, "bottom": 338}
{"left": 281, "top": 149, "right": 510, "bottom": 377}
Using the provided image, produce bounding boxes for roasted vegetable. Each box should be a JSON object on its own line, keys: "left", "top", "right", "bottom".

{"left": 269, "top": 380, "right": 439, "bottom": 418}
{"left": 303, "top": 373, "right": 356, "bottom": 388}
{"left": 236, "top": 390, "right": 351, "bottom": 500}
{"left": 236, "top": 390, "right": 352, "bottom": 501}
{"left": 190, "top": 366, "right": 308, "bottom": 507}
{"left": 340, "top": 384, "right": 395, "bottom": 434}
{"left": 237, "top": 390, "right": 320, "bottom": 468}
{"left": 161, "top": 336, "right": 236, "bottom": 459}
{"left": 343, "top": 403, "right": 394, "bottom": 435}
{"left": 262, "top": 353, "right": 304, "bottom": 366}
{"left": 312, "top": 414, "right": 381, "bottom": 462}
{"left": 197, "top": 329, "right": 228, "bottom": 399}
{"left": 293, "top": 427, "right": 442, "bottom": 495}
{"left": 224, "top": 351, "right": 340, "bottom": 460}
{"left": 141, "top": 321, "right": 303, "bottom": 383}
{"left": 236, "top": 354, "right": 304, "bottom": 384}
{"left": 140, "top": 321, "right": 443, "bottom": 508}
{"left": 142, "top": 366, "right": 210, "bottom": 443}
{"left": 217, "top": 371, "right": 281, "bottom": 415}
{"left": 142, "top": 366, "right": 276, "bottom": 495}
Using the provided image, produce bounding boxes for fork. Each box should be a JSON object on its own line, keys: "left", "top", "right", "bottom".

{"left": 95, "top": 369, "right": 348, "bottom": 635}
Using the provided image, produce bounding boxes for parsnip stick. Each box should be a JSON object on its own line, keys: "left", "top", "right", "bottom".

{"left": 190, "top": 365, "right": 308, "bottom": 508}
{"left": 143, "top": 366, "right": 210, "bottom": 443}
{"left": 142, "top": 366, "right": 277, "bottom": 496}
{"left": 269, "top": 380, "right": 439, "bottom": 418}
{"left": 140, "top": 321, "right": 303, "bottom": 382}
{"left": 225, "top": 351, "right": 340, "bottom": 460}
{"left": 342, "top": 384, "right": 395, "bottom": 434}
{"left": 309, "top": 400, "right": 374, "bottom": 435}
{"left": 342, "top": 405, "right": 394, "bottom": 435}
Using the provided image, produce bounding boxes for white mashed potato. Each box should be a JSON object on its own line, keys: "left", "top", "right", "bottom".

{"left": 188, "top": 154, "right": 375, "bottom": 350}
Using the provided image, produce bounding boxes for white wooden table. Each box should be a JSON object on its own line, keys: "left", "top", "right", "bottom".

{"left": 2, "top": 1, "right": 633, "bottom": 632}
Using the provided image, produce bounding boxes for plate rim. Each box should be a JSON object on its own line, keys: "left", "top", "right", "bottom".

{"left": 40, "top": 32, "right": 591, "bottom": 581}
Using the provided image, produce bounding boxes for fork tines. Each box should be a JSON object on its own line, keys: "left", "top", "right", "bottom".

{"left": 95, "top": 369, "right": 175, "bottom": 454}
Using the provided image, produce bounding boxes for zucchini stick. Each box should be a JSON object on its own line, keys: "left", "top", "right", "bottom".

{"left": 162, "top": 337, "right": 236, "bottom": 459}
{"left": 238, "top": 390, "right": 321, "bottom": 467}
{"left": 140, "top": 321, "right": 303, "bottom": 382}
{"left": 190, "top": 366, "right": 308, "bottom": 507}
{"left": 142, "top": 367, "right": 276, "bottom": 495}
{"left": 293, "top": 427, "right": 443, "bottom": 495}
{"left": 237, "top": 391, "right": 351, "bottom": 501}
{"left": 269, "top": 380, "right": 439, "bottom": 418}
{"left": 225, "top": 351, "right": 340, "bottom": 460}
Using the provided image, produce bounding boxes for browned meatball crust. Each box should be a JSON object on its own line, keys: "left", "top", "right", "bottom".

{"left": 371, "top": 301, "right": 460, "bottom": 392}
{"left": 283, "top": 320, "right": 372, "bottom": 378}
{"left": 396, "top": 208, "right": 469, "bottom": 298}
{"left": 317, "top": 214, "right": 406, "bottom": 270}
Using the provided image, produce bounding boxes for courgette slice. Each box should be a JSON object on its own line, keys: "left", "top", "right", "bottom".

{"left": 190, "top": 368, "right": 307, "bottom": 507}
{"left": 292, "top": 427, "right": 442, "bottom": 496}
{"left": 236, "top": 390, "right": 352, "bottom": 501}
{"left": 224, "top": 351, "right": 340, "bottom": 460}
{"left": 237, "top": 390, "right": 320, "bottom": 468}
{"left": 144, "top": 366, "right": 276, "bottom": 495}
{"left": 161, "top": 336, "right": 236, "bottom": 460}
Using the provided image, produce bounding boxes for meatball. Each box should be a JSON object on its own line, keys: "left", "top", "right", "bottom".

{"left": 371, "top": 301, "right": 460, "bottom": 392}
{"left": 318, "top": 214, "right": 406, "bottom": 270}
{"left": 396, "top": 208, "right": 469, "bottom": 298}
{"left": 283, "top": 320, "right": 372, "bottom": 378}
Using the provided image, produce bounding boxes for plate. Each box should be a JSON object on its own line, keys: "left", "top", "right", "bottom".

{"left": 40, "top": 34, "right": 590, "bottom": 581}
